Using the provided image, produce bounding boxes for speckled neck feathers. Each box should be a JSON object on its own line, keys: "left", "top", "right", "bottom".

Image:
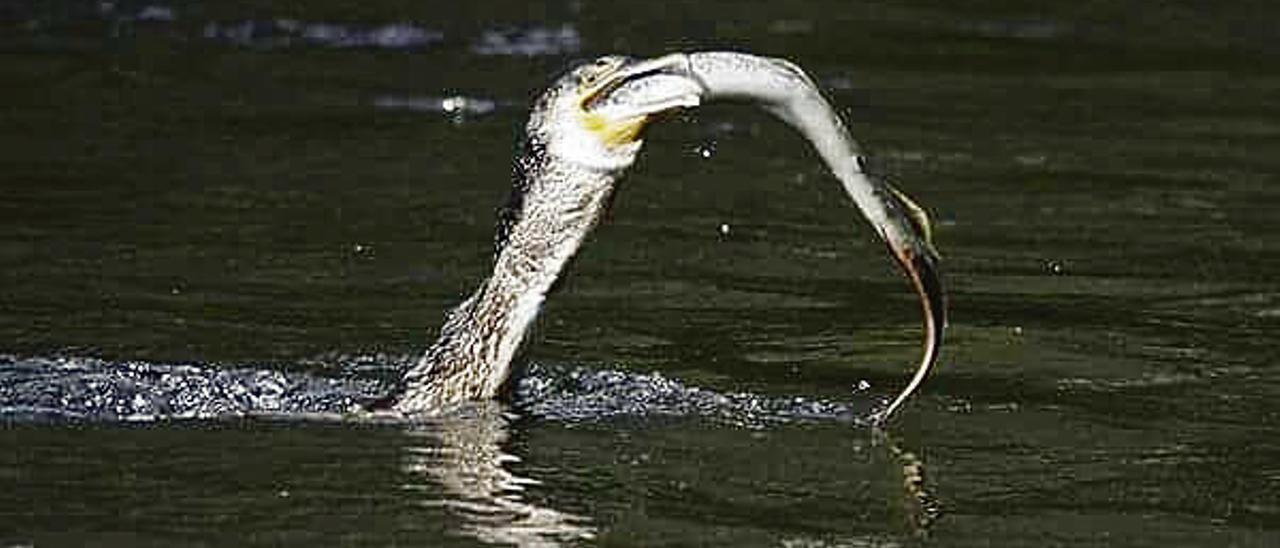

{"left": 392, "top": 133, "right": 627, "bottom": 414}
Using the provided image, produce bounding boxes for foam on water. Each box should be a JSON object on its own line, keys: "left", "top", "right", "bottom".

{"left": 516, "top": 363, "right": 877, "bottom": 427}
{"left": 0, "top": 355, "right": 881, "bottom": 426}
{"left": 0, "top": 355, "right": 380, "bottom": 421}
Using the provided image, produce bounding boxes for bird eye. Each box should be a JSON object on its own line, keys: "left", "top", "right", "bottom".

{"left": 580, "top": 57, "right": 621, "bottom": 88}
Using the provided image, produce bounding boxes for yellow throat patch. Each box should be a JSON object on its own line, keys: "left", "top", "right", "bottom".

{"left": 581, "top": 112, "right": 649, "bottom": 147}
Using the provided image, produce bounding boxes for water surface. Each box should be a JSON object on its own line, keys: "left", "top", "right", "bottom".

{"left": 3, "top": 0, "right": 1279, "bottom": 546}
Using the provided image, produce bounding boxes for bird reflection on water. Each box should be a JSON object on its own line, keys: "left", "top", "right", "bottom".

{"left": 394, "top": 402, "right": 939, "bottom": 546}
{"left": 399, "top": 402, "right": 596, "bottom": 547}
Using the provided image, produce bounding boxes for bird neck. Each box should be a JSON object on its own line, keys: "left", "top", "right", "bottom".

{"left": 393, "top": 149, "right": 622, "bottom": 414}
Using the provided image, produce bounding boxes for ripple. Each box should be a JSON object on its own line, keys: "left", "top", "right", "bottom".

{"left": 14, "top": 3, "right": 446, "bottom": 51}
{"left": 471, "top": 24, "right": 581, "bottom": 57}
{"left": 134, "top": 5, "right": 176, "bottom": 23}
{"left": 10, "top": 4, "right": 596, "bottom": 58}
{"left": 372, "top": 94, "right": 500, "bottom": 119}
{"left": 201, "top": 19, "right": 444, "bottom": 50}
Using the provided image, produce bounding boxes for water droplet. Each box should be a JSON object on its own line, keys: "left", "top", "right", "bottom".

{"left": 694, "top": 142, "right": 716, "bottom": 159}
{"left": 440, "top": 96, "right": 464, "bottom": 114}
{"left": 1047, "top": 260, "right": 1064, "bottom": 275}
{"left": 718, "top": 223, "right": 730, "bottom": 236}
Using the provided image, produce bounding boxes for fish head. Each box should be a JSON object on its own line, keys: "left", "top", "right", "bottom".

{"left": 530, "top": 55, "right": 702, "bottom": 171}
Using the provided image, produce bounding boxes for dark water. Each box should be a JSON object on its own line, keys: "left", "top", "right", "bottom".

{"left": 3, "top": 0, "right": 1279, "bottom": 546}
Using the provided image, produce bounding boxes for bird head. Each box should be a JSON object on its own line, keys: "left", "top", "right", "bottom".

{"left": 528, "top": 55, "right": 702, "bottom": 171}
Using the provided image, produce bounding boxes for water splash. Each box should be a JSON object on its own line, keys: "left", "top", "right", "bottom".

{"left": 514, "top": 363, "right": 877, "bottom": 427}
{"left": 1, "top": 355, "right": 881, "bottom": 426}
{"left": 0, "top": 355, "right": 380, "bottom": 421}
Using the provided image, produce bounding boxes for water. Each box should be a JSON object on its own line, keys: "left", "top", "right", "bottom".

{"left": 3, "top": 0, "right": 1279, "bottom": 545}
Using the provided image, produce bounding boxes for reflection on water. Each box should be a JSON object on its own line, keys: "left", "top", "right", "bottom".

{"left": 394, "top": 405, "right": 940, "bottom": 547}
{"left": 400, "top": 403, "right": 596, "bottom": 547}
